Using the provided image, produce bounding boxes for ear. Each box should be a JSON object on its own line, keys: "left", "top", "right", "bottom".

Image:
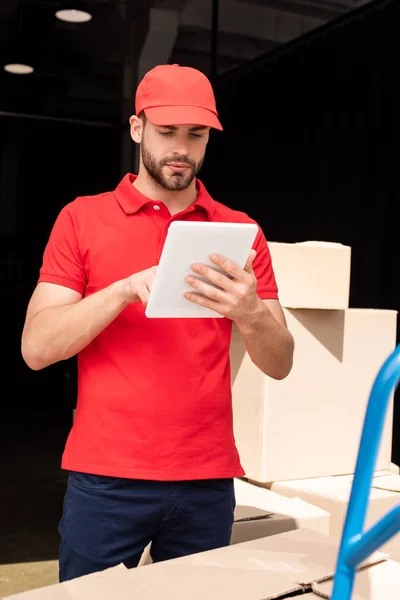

{"left": 129, "top": 115, "right": 143, "bottom": 144}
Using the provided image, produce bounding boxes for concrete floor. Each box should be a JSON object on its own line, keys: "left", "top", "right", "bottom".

{"left": 0, "top": 427, "right": 69, "bottom": 597}
{"left": 0, "top": 561, "right": 58, "bottom": 597}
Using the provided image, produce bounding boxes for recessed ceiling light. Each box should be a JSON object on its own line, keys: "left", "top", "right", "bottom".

{"left": 4, "top": 63, "right": 34, "bottom": 75}
{"left": 55, "top": 9, "right": 92, "bottom": 23}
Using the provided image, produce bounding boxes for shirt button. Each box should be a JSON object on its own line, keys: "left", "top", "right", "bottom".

{"left": 153, "top": 205, "right": 160, "bottom": 211}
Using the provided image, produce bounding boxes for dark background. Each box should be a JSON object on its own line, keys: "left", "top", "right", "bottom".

{"left": 205, "top": 0, "right": 400, "bottom": 462}
{"left": 0, "top": 0, "right": 399, "bottom": 572}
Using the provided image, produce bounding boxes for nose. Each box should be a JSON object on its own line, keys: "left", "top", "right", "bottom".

{"left": 171, "top": 140, "right": 189, "bottom": 156}
{"left": 172, "top": 148, "right": 189, "bottom": 158}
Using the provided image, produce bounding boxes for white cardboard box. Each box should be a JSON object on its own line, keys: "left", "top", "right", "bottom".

{"left": 270, "top": 473, "right": 400, "bottom": 562}
{"left": 268, "top": 240, "right": 351, "bottom": 309}
{"left": 233, "top": 477, "right": 329, "bottom": 536}
{"left": 6, "top": 528, "right": 399, "bottom": 600}
{"left": 230, "top": 308, "right": 397, "bottom": 483}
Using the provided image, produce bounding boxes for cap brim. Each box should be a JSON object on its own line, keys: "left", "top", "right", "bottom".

{"left": 144, "top": 105, "right": 223, "bottom": 131}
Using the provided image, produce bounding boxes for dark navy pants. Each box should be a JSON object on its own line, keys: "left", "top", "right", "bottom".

{"left": 58, "top": 471, "right": 236, "bottom": 582}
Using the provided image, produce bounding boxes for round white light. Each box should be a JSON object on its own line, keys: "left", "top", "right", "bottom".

{"left": 4, "top": 63, "right": 34, "bottom": 75}
{"left": 55, "top": 9, "right": 92, "bottom": 23}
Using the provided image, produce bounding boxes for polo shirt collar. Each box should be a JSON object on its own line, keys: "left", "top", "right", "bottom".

{"left": 114, "top": 173, "right": 216, "bottom": 219}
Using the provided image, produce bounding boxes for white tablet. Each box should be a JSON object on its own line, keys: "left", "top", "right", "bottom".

{"left": 145, "top": 220, "right": 258, "bottom": 318}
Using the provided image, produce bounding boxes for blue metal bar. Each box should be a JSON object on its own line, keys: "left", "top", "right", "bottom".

{"left": 331, "top": 344, "right": 400, "bottom": 600}
{"left": 344, "top": 505, "right": 400, "bottom": 567}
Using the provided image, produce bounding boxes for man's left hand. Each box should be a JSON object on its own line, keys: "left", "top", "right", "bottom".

{"left": 184, "top": 250, "right": 262, "bottom": 321}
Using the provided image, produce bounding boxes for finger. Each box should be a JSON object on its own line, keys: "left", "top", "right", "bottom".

{"left": 190, "top": 264, "right": 235, "bottom": 293}
{"left": 209, "top": 254, "right": 246, "bottom": 282}
{"left": 136, "top": 282, "right": 150, "bottom": 306}
{"left": 184, "top": 290, "right": 225, "bottom": 315}
{"left": 147, "top": 270, "right": 158, "bottom": 292}
{"left": 185, "top": 275, "right": 227, "bottom": 302}
{"left": 244, "top": 249, "right": 257, "bottom": 274}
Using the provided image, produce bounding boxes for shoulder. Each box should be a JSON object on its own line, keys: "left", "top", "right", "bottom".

{"left": 211, "top": 200, "right": 269, "bottom": 250}
{"left": 197, "top": 179, "right": 261, "bottom": 227}
{"left": 210, "top": 197, "right": 273, "bottom": 255}
{"left": 212, "top": 198, "right": 260, "bottom": 227}
{"left": 46, "top": 190, "right": 115, "bottom": 246}
{"left": 65, "top": 189, "right": 114, "bottom": 216}
{"left": 54, "top": 190, "right": 115, "bottom": 233}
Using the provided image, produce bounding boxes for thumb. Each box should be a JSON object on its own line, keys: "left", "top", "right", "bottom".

{"left": 244, "top": 249, "right": 257, "bottom": 273}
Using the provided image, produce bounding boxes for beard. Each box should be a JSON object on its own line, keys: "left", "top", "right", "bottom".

{"left": 141, "top": 139, "right": 204, "bottom": 191}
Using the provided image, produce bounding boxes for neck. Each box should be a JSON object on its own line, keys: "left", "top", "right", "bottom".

{"left": 133, "top": 168, "right": 198, "bottom": 216}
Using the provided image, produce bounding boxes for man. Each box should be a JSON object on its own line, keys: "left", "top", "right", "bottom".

{"left": 21, "top": 64, "right": 294, "bottom": 582}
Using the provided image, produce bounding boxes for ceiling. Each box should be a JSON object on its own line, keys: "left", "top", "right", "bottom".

{"left": 0, "top": 0, "right": 372, "bottom": 125}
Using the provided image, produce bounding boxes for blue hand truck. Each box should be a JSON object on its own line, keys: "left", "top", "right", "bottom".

{"left": 331, "top": 344, "right": 400, "bottom": 599}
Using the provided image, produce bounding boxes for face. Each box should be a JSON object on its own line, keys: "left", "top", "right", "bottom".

{"left": 131, "top": 117, "right": 210, "bottom": 191}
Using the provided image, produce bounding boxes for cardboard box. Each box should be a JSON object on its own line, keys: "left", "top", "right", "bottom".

{"left": 334, "top": 462, "right": 400, "bottom": 482}
{"left": 234, "top": 477, "right": 330, "bottom": 536}
{"left": 270, "top": 473, "right": 400, "bottom": 561}
{"left": 268, "top": 240, "right": 351, "bottom": 309}
{"left": 230, "top": 308, "right": 397, "bottom": 482}
{"left": 313, "top": 559, "right": 400, "bottom": 599}
{"left": 138, "top": 479, "right": 329, "bottom": 566}
{"left": 6, "top": 527, "right": 397, "bottom": 599}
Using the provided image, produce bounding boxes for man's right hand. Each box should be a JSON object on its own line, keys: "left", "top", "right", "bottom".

{"left": 119, "top": 266, "right": 158, "bottom": 306}
{"left": 22, "top": 265, "right": 158, "bottom": 370}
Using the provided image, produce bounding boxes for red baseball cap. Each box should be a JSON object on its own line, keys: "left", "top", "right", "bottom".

{"left": 135, "top": 64, "right": 223, "bottom": 131}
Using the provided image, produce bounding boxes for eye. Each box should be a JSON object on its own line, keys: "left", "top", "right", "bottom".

{"left": 190, "top": 133, "right": 202, "bottom": 138}
{"left": 159, "top": 131, "right": 173, "bottom": 136}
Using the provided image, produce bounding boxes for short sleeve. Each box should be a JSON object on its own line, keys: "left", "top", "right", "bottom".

{"left": 38, "top": 204, "right": 87, "bottom": 295}
{"left": 252, "top": 225, "right": 279, "bottom": 300}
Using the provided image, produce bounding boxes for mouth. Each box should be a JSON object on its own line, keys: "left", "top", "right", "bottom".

{"left": 166, "top": 163, "right": 190, "bottom": 172}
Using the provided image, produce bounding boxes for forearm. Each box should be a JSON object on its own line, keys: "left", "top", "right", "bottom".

{"left": 22, "top": 281, "right": 129, "bottom": 370}
{"left": 235, "top": 301, "right": 294, "bottom": 380}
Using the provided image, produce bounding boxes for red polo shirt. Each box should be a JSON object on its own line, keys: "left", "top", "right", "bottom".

{"left": 38, "top": 173, "right": 278, "bottom": 480}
